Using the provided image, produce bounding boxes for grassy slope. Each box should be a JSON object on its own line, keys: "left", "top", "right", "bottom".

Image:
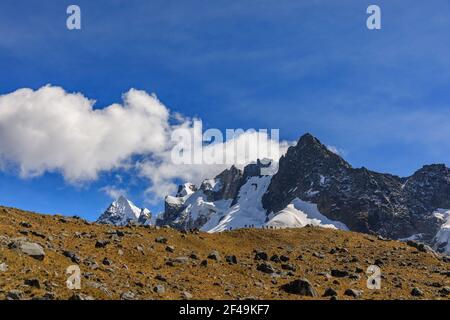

{"left": 0, "top": 206, "right": 449, "bottom": 300}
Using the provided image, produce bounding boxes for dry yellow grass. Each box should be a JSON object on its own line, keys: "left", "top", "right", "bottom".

{"left": 0, "top": 206, "right": 449, "bottom": 300}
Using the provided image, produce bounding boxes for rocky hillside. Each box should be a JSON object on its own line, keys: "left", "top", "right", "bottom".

{"left": 0, "top": 206, "right": 449, "bottom": 300}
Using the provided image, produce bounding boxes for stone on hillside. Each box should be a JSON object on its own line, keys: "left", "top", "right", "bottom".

{"left": 6, "top": 290, "right": 23, "bottom": 300}
{"left": 16, "top": 241, "right": 45, "bottom": 260}
{"left": 256, "top": 262, "right": 276, "bottom": 274}
{"left": 63, "top": 250, "right": 81, "bottom": 264}
{"left": 95, "top": 240, "right": 110, "bottom": 248}
{"left": 181, "top": 291, "right": 193, "bottom": 299}
{"left": 411, "top": 287, "right": 424, "bottom": 297}
{"left": 331, "top": 269, "right": 349, "bottom": 278}
{"left": 24, "top": 278, "right": 41, "bottom": 289}
{"left": 226, "top": 255, "right": 238, "bottom": 264}
{"left": 0, "top": 263, "right": 8, "bottom": 272}
{"left": 323, "top": 288, "right": 337, "bottom": 297}
{"left": 155, "top": 236, "right": 168, "bottom": 244}
{"left": 19, "top": 221, "right": 32, "bottom": 228}
{"left": 254, "top": 251, "right": 268, "bottom": 261}
{"left": 281, "top": 278, "right": 318, "bottom": 297}
{"left": 154, "top": 285, "right": 165, "bottom": 294}
{"left": 344, "top": 289, "right": 362, "bottom": 298}
{"left": 70, "top": 293, "right": 95, "bottom": 300}
{"left": 120, "top": 292, "right": 136, "bottom": 300}
{"left": 208, "top": 251, "right": 221, "bottom": 261}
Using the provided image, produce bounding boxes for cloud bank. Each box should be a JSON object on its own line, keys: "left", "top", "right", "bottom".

{"left": 0, "top": 86, "right": 289, "bottom": 202}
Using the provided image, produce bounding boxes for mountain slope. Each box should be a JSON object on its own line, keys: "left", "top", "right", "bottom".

{"left": 1, "top": 205, "right": 449, "bottom": 300}
{"left": 263, "top": 134, "right": 449, "bottom": 241}
{"left": 97, "top": 133, "right": 450, "bottom": 255}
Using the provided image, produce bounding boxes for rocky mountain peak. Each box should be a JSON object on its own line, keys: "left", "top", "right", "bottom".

{"left": 97, "top": 196, "right": 152, "bottom": 226}
{"left": 294, "top": 133, "right": 351, "bottom": 168}
{"left": 262, "top": 134, "right": 351, "bottom": 215}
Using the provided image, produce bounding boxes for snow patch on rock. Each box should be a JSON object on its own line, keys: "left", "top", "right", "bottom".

{"left": 266, "top": 198, "right": 348, "bottom": 230}
{"left": 432, "top": 209, "right": 450, "bottom": 255}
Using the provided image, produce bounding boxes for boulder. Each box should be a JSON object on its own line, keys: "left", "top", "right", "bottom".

{"left": 281, "top": 279, "right": 318, "bottom": 297}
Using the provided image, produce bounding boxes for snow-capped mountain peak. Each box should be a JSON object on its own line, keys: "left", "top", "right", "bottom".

{"left": 97, "top": 196, "right": 153, "bottom": 226}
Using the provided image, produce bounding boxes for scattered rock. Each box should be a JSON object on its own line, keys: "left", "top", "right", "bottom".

{"left": 312, "top": 252, "right": 325, "bottom": 259}
{"left": 30, "top": 230, "right": 46, "bottom": 239}
{"left": 281, "top": 263, "right": 296, "bottom": 271}
{"left": 42, "top": 292, "right": 56, "bottom": 300}
{"left": 120, "top": 291, "right": 136, "bottom": 300}
{"left": 102, "top": 257, "right": 112, "bottom": 266}
{"left": 438, "top": 287, "right": 450, "bottom": 296}
{"left": 19, "top": 221, "right": 32, "bottom": 228}
{"left": 344, "top": 289, "right": 362, "bottom": 298}
{"left": 225, "top": 255, "right": 238, "bottom": 264}
{"left": 270, "top": 254, "right": 280, "bottom": 263}
{"left": 281, "top": 278, "right": 317, "bottom": 297}
{"left": 155, "top": 274, "right": 167, "bottom": 282}
{"left": 95, "top": 240, "right": 110, "bottom": 248}
{"left": 63, "top": 250, "right": 81, "bottom": 264}
{"left": 374, "top": 258, "right": 384, "bottom": 267}
{"left": 0, "top": 262, "right": 8, "bottom": 272}
{"left": 83, "top": 258, "right": 99, "bottom": 270}
{"left": 406, "top": 240, "right": 435, "bottom": 254}
{"left": 181, "top": 291, "right": 193, "bottom": 300}
{"left": 166, "top": 256, "right": 189, "bottom": 266}
{"left": 154, "top": 285, "right": 166, "bottom": 294}
{"left": 155, "top": 236, "right": 168, "bottom": 244}
{"left": 208, "top": 251, "right": 221, "bottom": 261}
{"left": 189, "top": 253, "right": 199, "bottom": 260}
{"left": 69, "top": 293, "right": 95, "bottom": 300}
{"left": 16, "top": 241, "right": 45, "bottom": 260}
{"left": 411, "top": 287, "right": 424, "bottom": 297}
{"left": 256, "top": 262, "right": 276, "bottom": 274}
{"left": 331, "top": 269, "right": 349, "bottom": 278}
{"left": 323, "top": 288, "right": 337, "bottom": 297}
{"left": 24, "top": 278, "right": 41, "bottom": 289}
{"left": 6, "top": 290, "right": 23, "bottom": 300}
{"left": 165, "top": 245, "right": 175, "bottom": 253}
{"left": 254, "top": 251, "right": 268, "bottom": 261}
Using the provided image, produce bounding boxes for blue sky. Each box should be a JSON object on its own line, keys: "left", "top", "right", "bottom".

{"left": 1, "top": 1, "right": 450, "bottom": 220}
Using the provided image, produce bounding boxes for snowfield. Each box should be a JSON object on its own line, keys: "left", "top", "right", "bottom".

{"left": 266, "top": 198, "right": 349, "bottom": 230}
{"left": 433, "top": 209, "right": 450, "bottom": 255}
{"left": 202, "top": 176, "right": 272, "bottom": 232}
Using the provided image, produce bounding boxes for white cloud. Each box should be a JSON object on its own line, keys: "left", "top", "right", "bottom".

{"left": 0, "top": 85, "right": 290, "bottom": 203}
{"left": 326, "top": 145, "right": 346, "bottom": 156}
{"left": 100, "top": 186, "right": 128, "bottom": 200}
{"left": 0, "top": 85, "right": 170, "bottom": 181}
{"left": 139, "top": 129, "right": 290, "bottom": 202}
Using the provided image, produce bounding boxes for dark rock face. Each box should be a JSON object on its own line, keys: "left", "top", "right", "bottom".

{"left": 158, "top": 166, "right": 244, "bottom": 230}
{"left": 262, "top": 133, "right": 449, "bottom": 240}
{"left": 202, "top": 165, "right": 243, "bottom": 202}
{"left": 159, "top": 161, "right": 271, "bottom": 229}
{"left": 243, "top": 159, "right": 272, "bottom": 180}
